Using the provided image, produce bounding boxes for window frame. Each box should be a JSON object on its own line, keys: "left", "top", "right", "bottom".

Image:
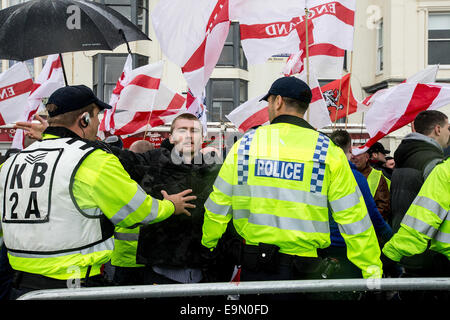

{"left": 93, "top": 53, "right": 149, "bottom": 102}
{"left": 205, "top": 78, "right": 248, "bottom": 122}
{"left": 427, "top": 11, "right": 450, "bottom": 67}
{"left": 376, "top": 19, "right": 384, "bottom": 75}
{"left": 95, "top": 0, "right": 149, "bottom": 35}
{"left": 216, "top": 22, "right": 247, "bottom": 70}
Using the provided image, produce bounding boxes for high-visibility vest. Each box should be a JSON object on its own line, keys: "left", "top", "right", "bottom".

{"left": 383, "top": 159, "right": 450, "bottom": 261}
{"left": 202, "top": 121, "right": 383, "bottom": 279}
{"left": 0, "top": 132, "right": 175, "bottom": 280}
{"left": 367, "top": 168, "right": 391, "bottom": 197}
{"left": 111, "top": 226, "right": 144, "bottom": 268}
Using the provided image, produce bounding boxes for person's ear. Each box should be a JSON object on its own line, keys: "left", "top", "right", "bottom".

{"left": 169, "top": 133, "right": 174, "bottom": 144}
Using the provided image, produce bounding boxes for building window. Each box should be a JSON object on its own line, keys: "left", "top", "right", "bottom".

{"left": 217, "top": 22, "right": 247, "bottom": 70}
{"left": 93, "top": 53, "right": 148, "bottom": 102}
{"left": 95, "top": 0, "right": 149, "bottom": 34}
{"left": 206, "top": 79, "right": 248, "bottom": 122}
{"left": 376, "top": 19, "right": 384, "bottom": 73}
{"left": 428, "top": 12, "right": 450, "bottom": 65}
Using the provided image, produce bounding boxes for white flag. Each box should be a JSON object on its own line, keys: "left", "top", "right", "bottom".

{"left": 226, "top": 94, "right": 269, "bottom": 133}
{"left": 0, "top": 63, "right": 33, "bottom": 125}
{"left": 152, "top": 0, "right": 230, "bottom": 97}
{"left": 12, "top": 54, "right": 64, "bottom": 149}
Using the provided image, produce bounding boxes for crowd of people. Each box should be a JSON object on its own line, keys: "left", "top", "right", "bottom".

{"left": 0, "top": 78, "right": 448, "bottom": 301}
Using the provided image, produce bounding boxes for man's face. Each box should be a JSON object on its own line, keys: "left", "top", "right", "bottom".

{"left": 436, "top": 119, "right": 450, "bottom": 148}
{"left": 170, "top": 118, "right": 204, "bottom": 155}
{"left": 351, "top": 152, "right": 369, "bottom": 171}
{"left": 267, "top": 95, "right": 280, "bottom": 122}
{"left": 85, "top": 107, "right": 100, "bottom": 141}
{"left": 370, "top": 151, "right": 386, "bottom": 162}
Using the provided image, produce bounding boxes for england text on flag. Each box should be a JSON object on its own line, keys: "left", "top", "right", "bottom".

{"left": 234, "top": 0, "right": 355, "bottom": 78}
{"left": 0, "top": 63, "right": 33, "bottom": 126}
{"left": 152, "top": 0, "right": 230, "bottom": 97}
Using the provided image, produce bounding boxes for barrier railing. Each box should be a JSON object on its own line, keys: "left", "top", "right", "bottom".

{"left": 18, "top": 277, "right": 450, "bottom": 300}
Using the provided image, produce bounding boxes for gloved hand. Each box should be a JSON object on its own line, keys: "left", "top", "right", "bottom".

{"left": 380, "top": 252, "right": 401, "bottom": 278}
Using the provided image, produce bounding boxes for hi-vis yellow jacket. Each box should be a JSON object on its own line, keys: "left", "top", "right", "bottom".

{"left": 367, "top": 168, "right": 391, "bottom": 197}
{"left": 201, "top": 116, "right": 383, "bottom": 279}
{"left": 0, "top": 130, "right": 174, "bottom": 280}
{"left": 383, "top": 158, "right": 449, "bottom": 261}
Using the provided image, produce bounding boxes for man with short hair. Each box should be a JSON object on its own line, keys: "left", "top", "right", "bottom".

{"left": 368, "top": 142, "right": 393, "bottom": 179}
{"left": 129, "top": 140, "right": 154, "bottom": 153}
{"left": 201, "top": 77, "right": 382, "bottom": 301}
{"left": 391, "top": 110, "right": 449, "bottom": 233}
{"left": 1, "top": 85, "right": 196, "bottom": 298}
{"left": 112, "top": 113, "right": 233, "bottom": 285}
{"left": 351, "top": 150, "right": 391, "bottom": 222}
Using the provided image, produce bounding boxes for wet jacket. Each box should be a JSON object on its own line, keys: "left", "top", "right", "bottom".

{"left": 391, "top": 133, "right": 444, "bottom": 232}
{"left": 113, "top": 142, "right": 223, "bottom": 268}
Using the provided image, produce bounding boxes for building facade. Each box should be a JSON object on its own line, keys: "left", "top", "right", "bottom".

{"left": 0, "top": 0, "right": 449, "bottom": 154}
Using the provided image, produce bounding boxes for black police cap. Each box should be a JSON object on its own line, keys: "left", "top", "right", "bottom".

{"left": 260, "top": 76, "right": 312, "bottom": 104}
{"left": 46, "top": 85, "right": 112, "bottom": 117}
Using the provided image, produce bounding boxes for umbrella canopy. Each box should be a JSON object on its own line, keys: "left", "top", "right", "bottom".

{"left": 0, "top": 0, "right": 150, "bottom": 61}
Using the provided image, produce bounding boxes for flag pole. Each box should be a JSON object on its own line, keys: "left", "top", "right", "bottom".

{"left": 143, "top": 108, "right": 154, "bottom": 140}
{"left": 334, "top": 76, "right": 343, "bottom": 130}
{"left": 344, "top": 51, "right": 354, "bottom": 129}
{"left": 304, "top": 7, "right": 311, "bottom": 122}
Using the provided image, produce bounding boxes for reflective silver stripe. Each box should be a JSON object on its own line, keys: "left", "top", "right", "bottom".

{"left": 114, "top": 232, "right": 139, "bottom": 242}
{"left": 232, "top": 184, "right": 328, "bottom": 208}
{"left": 232, "top": 209, "right": 329, "bottom": 234}
{"left": 402, "top": 214, "right": 438, "bottom": 238}
{"left": 205, "top": 197, "right": 231, "bottom": 216}
{"left": 413, "top": 196, "right": 448, "bottom": 220}
{"left": 213, "top": 176, "right": 233, "bottom": 197}
{"left": 83, "top": 207, "right": 103, "bottom": 217}
{"left": 140, "top": 197, "right": 160, "bottom": 225}
{"left": 110, "top": 186, "right": 148, "bottom": 225}
{"left": 7, "top": 238, "right": 114, "bottom": 259}
{"left": 329, "top": 187, "right": 362, "bottom": 213}
{"left": 337, "top": 214, "right": 372, "bottom": 235}
{"left": 435, "top": 231, "right": 450, "bottom": 244}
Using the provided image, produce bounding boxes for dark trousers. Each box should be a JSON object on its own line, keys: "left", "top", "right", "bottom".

{"left": 9, "top": 269, "right": 111, "bottom": 300}
{"left": 0, "top": 245, "right": 13, "bottom": 300}
{"left": 113, "top": 266, "right": 146, "bottom": 286}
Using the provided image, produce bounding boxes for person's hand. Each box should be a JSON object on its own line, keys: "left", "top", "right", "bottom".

{"left": 14, "top": 114, "right": 48, "bottom": 140}
{"left": 161, "top": 189, "right": 196, "bottom": 216}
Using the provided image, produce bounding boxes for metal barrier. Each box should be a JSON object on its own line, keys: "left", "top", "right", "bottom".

{"left": 18, "top": 277, "right": 450, "bottom": 300}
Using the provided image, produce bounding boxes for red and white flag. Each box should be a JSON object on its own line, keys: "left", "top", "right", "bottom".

{"left": 321, "top": 73, "right": 364, "bottom": 122}
{"left": 99, "top": 54, "right": 133, "bottom": 134}
{"left": 361, "top": 65, "right": 439, "bottom": 106}
{"left": 152, "top": 0, "right": 230, "bottom": 97}
{"left": 12, "top": 54, "right": 64, "bottom": 149}
{"left": 353, "top": 82, "right": 450, "bottom": 155}
{"left": 105, "top": 61, "right": 164, "bottom": 136}
{"left": 227, "top": 70, "right": 330, "bottom": 132}
{"left": 282, "top": 51, "right": 304, "bottom": 77}
{"left": 0, "top": 63, "right": 34, "bottom": 126}
{"left": 296, "top": 70, "right": 331, "bottom": 129}
{"left": 226, "top": 93, "right": 268, "bottom": 133}
{"left": 234, "top": 0, "right": 355, "bottom": 78}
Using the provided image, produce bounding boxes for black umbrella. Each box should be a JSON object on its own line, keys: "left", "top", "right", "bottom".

{"left": 0, "top": 0, "right": 150, "bottom": 84}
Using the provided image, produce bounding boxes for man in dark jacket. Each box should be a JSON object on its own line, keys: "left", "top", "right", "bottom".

{"left": 391, "top": 110, "right": 448, "bottom": 232}
{"left": 113, "top": 113, "right": 237, "bottom": 285}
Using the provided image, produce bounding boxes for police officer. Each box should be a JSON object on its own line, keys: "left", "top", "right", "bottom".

{"left": 0, "top": 85, "right": 196, "bottom": 298}
{"left": 383, "top": 158, "right": 450, "bottom": 275}
{"left": 201, "top": 77, "right": 383, "bottom": 299}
